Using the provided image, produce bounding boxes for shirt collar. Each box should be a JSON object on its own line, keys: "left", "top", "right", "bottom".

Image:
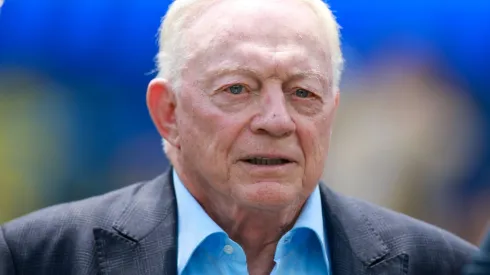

{"left": 173, "top": 170, "right": 328, "bottom": 273}
{"left": 174, "top": 170, "right": 225, "bottom": 274}
{"left": 289, "top": 184, "right": 329, "bottom": 265}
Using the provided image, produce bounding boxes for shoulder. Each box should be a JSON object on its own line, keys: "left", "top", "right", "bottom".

{"left": 1, "top": 180, "right": 147, "bottom": 239}
{"left": 323, "top": 186, "right": 478, "bottom": 273}
{"left": 0, "top": 172, "right": 172, "bottom": 274}
{"left": 353, "top": 196, "right": 476, "bottom": 256}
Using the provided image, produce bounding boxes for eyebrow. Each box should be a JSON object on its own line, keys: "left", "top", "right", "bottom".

{"left": 202, "top": 66, "right": 260, "bottom": 82}
{"left": 287, "top": 70, "right": 330, "bottom": 88}
{"left": 201, "top": 65, "right": 330, "bottom": 88}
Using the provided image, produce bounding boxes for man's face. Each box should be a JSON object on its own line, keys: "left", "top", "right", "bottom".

{"left": 167, "top": 0, "right": 338, "bottom": 209}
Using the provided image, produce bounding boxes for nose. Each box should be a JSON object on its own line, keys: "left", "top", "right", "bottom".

{"left": 250, "top": 87, "right": 296, "bottom": 138}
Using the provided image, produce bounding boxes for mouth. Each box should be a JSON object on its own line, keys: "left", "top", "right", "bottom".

{"left": 241, "top": 157, "right": 294, "bottom": 166}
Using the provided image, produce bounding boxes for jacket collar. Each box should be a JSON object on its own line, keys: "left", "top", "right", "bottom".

{"left": 94, "top": 169, "right": 178, "bottom": 275}
{"left": 319, "top": 183, "right": 408, "bottom": 275}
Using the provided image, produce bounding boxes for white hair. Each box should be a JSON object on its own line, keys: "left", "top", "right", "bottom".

{"left": 156, "top": 0, "right": 344, "bottom": 153}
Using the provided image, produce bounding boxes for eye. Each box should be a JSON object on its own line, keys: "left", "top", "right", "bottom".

{"left": 226, "top": 84, "right": 246, "bottom": 95}
{"left": 294, "top": 88, "right": 312, "bottom": 98}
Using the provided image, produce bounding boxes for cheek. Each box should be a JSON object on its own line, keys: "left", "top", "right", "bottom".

{"left": 298, "top": 111, "right": 335, "bottom": 175}
{"left": 315, "top": 109, "right": 336, "bottom": 158}
{"left": 304, "top": 126, "right": 328, "bottom": 165}
{"left": 177, "top": 91, "right": 249, "bottom": 162}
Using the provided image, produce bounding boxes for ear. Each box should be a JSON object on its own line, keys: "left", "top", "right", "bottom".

{"left": 147, "top": 78, "right": 180, "bottom": 149}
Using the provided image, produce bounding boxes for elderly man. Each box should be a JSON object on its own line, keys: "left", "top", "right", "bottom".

{"left": 0, "top": 0, "right": 478, "bottom": 274}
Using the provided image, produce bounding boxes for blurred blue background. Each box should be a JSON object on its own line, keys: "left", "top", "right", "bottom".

{"left": 0, "top": 0, "right": 489, "bottom": 243}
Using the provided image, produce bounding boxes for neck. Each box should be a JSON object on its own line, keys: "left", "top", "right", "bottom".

{"left": 203, "top": 190, "right": 305, "bottom": 274}
{"left": 211, "top": 201, "right": 303, "bottom": 252}
{"left": 172, "top": 163, "right": 306, "bottom": 274}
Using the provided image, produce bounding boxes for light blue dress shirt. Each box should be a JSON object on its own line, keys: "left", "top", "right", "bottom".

{"left": 173, "top": 170, "right": 331, "bottom": 275}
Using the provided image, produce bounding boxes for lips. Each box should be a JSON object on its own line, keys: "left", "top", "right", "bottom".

{"left": 241, "top": 156, "right": 295, "bottom": 166}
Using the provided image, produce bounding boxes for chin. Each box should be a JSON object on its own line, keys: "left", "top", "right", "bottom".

{"left": 235, "top": 181, "right": 302, "bottom": 209}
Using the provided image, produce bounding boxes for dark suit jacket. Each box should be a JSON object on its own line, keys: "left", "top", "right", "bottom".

{"left": 464, "top": 227, "right": 490, "bottom": 275}
{"left": 0, "top": 169, "right": 478, "bottom": 275}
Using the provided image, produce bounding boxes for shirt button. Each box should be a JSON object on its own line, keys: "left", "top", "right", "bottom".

{"left": 223, "top": 244, "right": 234, "bottom": 254}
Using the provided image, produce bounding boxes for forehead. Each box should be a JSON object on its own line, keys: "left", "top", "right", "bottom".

{"left": 190, "top": 0, "right": 323, "bottom": 41}
{"left": 181, "top": 0, "right": 331, "bottom": 82}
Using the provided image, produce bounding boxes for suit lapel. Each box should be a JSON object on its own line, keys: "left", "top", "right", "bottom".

{"left": 320, "top": 184, "right": 409, "bottom": 275}
{"left": 94, "top": 170, "right": 178, "bottom": 275}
